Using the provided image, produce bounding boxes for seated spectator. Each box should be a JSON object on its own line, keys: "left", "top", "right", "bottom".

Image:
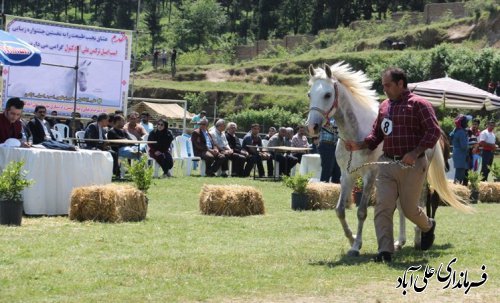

{"left": 0, "top": 97, "right": 29, "bottom": 147}
{"left": 147, "top": 118, "right": 175, "bottom": 177}
{"left": 309, "top": 136, "right": 319, "bottom": 154}
{"left": 264, "top": 126, "right": 276, "bottom": 140}
{"left": 285, "top": 127, "right": 294, "bottom": 146}
{"left": 225, "top": 122, "right": 250, "bottom": 177}
{"left": 211, "top": 119, "right": 247, "bottom": 177}
{"left": 124, "top": 111, "right": 147, "bottom": 140}
{"left": 191, "top": 118, "right": 228, "bottom": 177}
{"left": 65, "top": 112, "right": 85, "bottom": 136}
{"left": 86, "top": 115, "right": 98, "bottom": 128}
{"left": 47, "top": 110, "right": 61, "bottom": 128}
{"left": 107, "top": 115, "right": 142, "bottom": 161}
{"left": 27, "top": 105, "right": 77, "bottom": 151}
{"left": 107, "top": 113, "right": 115, "bottom": 131}
{"left": 291, "top": 125, "right": 309, "bottom": 163}
{"left": 85, "top": 113, "right": 119, "bottom": 177}
{"left": 242, "top": 123, "right": 271, "bottom": 177}
{"left": 140, "top": 112, "right": 154, "bottom": 134}
{"left": 268, "top": 127, "right": 298, "bottom": 176}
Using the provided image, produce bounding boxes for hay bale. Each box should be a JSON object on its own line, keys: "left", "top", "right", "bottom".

{"left": 479, "top": 182, "right": 500, "bottom": 203}
{"left": 445, "top": 181, "right": 471, "bottom": 202}
{"left": 199, "top": 185, "right": 265, "bottom": 216}
{"left": 69, "top": 184, "right": 147, "bottom": 222}
{"left": 306, "top": 183, "right": 341, "bottom": 210}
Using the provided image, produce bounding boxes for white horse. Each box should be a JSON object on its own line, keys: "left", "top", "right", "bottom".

{"left": 8, "top": 59, "right": 91, "bottom": 99}
{"left": 306, "top": 62, "right": 472, "bottom": 257}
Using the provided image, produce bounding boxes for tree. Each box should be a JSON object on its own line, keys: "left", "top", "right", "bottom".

{"left": 174, "top": 0, "right": 227, "bottom": 49}
{"left": 143, "top": 0, "right": 163, "bottom": 52}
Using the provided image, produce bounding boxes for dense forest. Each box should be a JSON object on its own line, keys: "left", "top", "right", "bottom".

{"left": 3, "top": 0, "right": 485, "bottom": 53}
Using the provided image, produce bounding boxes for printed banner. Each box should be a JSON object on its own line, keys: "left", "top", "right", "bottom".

{"left": 2, "top": 15, "right": 132, "bottom": 117}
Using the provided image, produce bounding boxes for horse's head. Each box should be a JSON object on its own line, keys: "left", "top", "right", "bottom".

{"left": 306, "top": 64, "right": 339, "bottom": 136}
{"left": 77, "top": 60, "right": 91, "bottom": 92}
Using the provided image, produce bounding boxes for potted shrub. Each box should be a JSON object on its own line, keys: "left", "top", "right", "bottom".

{"left": 467, "top": 170, "right": 482, "bottom": 204}
{"left": 487, "top": 162, "right": 500, "bottom": 182}
{"left": 283, "top": 174, "right": 310, "bottom": 211}
{"left": 352, "top": 177, "right": 363, "bottom": 207}
{"left": 0, "top": 161, "right": 34, "bottom": 226}
{"left": 125, "top": 155, "right": 154, "bottom": 193}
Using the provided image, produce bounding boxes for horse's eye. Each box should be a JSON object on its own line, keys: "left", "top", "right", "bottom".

{"left": 325, "top": 93, "right": 332, "bottom": 99}
{"left": 307, "top": 92, "right": 311, "bottom": 98}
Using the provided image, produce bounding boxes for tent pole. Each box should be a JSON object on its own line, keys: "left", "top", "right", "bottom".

{"left": 71, "top": 46, "right": 80, "bottom": 137}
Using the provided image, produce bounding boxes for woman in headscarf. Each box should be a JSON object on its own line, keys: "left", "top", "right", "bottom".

{"left": 451, "top": 114, "right": 469, "bottom": 185}
{"left": 148, "top": 118, "right": 175, "bottom": 177}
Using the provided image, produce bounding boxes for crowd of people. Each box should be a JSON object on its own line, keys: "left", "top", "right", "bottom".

{"left": 450, "top": 116, "right": 497, "bottom": 184}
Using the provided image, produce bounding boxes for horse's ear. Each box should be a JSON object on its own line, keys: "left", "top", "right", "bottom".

{"left": 80, "top": 60, "right": 87, "bottom": 66}
{"left": 324, "top": 64, "right": 332, "bottom": 79}
{"left": 308, "top": 64, "right": 315, "bottom": 77}
{"left": 86, "top": 60, "right": 91, "bottom": 66}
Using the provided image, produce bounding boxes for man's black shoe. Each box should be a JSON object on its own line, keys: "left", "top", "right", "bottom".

{"left": 421, "top": 218, "right": 436, "bottom": 251}
{"left": 373, "top": 251, "right": 392, "bottom": 263}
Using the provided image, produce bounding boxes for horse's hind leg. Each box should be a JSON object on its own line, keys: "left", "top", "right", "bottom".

{"left": 394, "top": 199, "right": 406, "bottom": 251}
{"left": 336, "top": 193, "right": 355, "bottom": 247}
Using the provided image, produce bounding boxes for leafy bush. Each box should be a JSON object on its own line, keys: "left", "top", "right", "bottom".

{"left": 178, "top": 49, "right": 212, "bottom": 66}
{"left": 467, "top": 170, "right": 483, "bottom": 190}
{"left": 283, "top": 174, "right": 310, "bottom": 194}
{"left": 125, "top": 156, "right": 154, "bottom": 193}
{"left": 0, "top": 161, "right": 34, "bottom": 201}
{"left": 184, "top": 92, "right": 208, "bottom": 113}
{"left": 227, "top": 106, "right": 305, "bottom": 131}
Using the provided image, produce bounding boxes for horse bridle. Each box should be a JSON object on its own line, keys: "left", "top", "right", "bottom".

{"left": 309, "top": 81, "right": 339, "bottom": 127}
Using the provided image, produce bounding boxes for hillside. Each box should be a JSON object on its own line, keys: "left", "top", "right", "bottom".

{"left": 132, "top": 11, "right": 500, "bottom": 119}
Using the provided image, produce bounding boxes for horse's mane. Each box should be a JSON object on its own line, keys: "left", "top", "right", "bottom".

{"left": 308, "top": 62, "right": 379, "bottom": 111}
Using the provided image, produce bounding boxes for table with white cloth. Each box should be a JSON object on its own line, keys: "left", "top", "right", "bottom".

{"left": 299, "top": 154, "right": 322, "bottom": 180}
{"left": 0, "top": 147, "right": 113, "bottom": 215}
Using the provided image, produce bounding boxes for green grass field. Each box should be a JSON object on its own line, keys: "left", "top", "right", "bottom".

{"left": 0, "top": 176, "right": 499, "bottom": 302}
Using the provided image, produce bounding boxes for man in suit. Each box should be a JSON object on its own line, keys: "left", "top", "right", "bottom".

{"left": 191, "top": 118, "right": 228, "bottom": 177}
{"left": 85, "top": 113, "right": 119, "bottom": 177}
{"left": 27, "top": 105, "right": 76, "bottom": 151}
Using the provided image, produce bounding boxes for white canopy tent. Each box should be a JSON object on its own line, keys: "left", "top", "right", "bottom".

{"left": 408, "top": 77, "right": 500, "bottom": 111}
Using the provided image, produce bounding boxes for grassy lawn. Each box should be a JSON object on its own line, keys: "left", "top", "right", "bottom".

{"left": 0, "top": 176, "right": 499, "bottom": 302}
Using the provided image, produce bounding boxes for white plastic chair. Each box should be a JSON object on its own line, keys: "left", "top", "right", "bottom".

{"left": 175, "top": 135, "right": 202, "bottom": 176}
{"left": 53, "top": 123, "right": 71, "bottom": 143}
{"left": 75, "top": 131, "right": 86, "bottom": 148}
{"left": 50, "top": 129, "right": 62, "bottom": 142}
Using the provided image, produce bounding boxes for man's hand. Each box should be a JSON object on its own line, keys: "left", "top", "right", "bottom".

{"left": 154, "top": 151, "right": 162, "bottom": 156}
{"left": 401, "top": 151, "right": 418, "bottom": 166}
{"left": 344, "top": 140, "right": 365, "bottom": 151}
{"left": 20, "top": 141, "right": 31, "bottom": 148}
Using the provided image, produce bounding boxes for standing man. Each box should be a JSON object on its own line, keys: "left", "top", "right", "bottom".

{"left": 170, "top": 48, "right": 177, "bottom": 75}
{"left": 345, "top": 67, "right": 440, "bottom": 262}
{"left": 191, "top": 110, "right": 207, "bottom": 129}
{"left": 479, "top": 120, "right": 496, "bottom": 181}
{"left": 318, "top": 118, "right": 341, "bottom": 183}
{"left": 0, "top": 97, "right": 29, "bottom": 146}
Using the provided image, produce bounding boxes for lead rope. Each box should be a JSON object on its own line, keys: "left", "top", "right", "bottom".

{"left": 345, "top": 151, "right": 415, "bottom": 174}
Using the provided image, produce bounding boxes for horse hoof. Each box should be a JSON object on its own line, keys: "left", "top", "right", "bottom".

{"left": 414, "top": 242, "right": 422, "bottom": 250}
{"left": 347, "top": 249, "right": 360, "bottom": 257}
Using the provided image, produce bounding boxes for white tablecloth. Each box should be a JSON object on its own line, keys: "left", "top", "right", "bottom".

{"left": 299, "top": 154, "right": 321, "bottom": 180}
{"left": 0, "top": 147, "right": 113, "bottom": 215}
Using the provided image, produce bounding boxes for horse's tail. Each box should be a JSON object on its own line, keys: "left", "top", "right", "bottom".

{"left": 427, "top": 141, "right": 474, "bottom": 213}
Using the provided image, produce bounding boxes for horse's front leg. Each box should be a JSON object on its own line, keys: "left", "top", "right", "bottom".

{"left": 394, "top": 200, "right": 406, "bottom": 251}
{"left": 336, "top": 175, "right": 355, "bottom": 247}
{"left": 348, "top": 173, "right": 375, "bottom": 257}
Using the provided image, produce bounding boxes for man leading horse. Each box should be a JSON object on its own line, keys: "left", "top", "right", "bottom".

{"left": 307, "top": 63, "right": 472, "bottom": 263}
